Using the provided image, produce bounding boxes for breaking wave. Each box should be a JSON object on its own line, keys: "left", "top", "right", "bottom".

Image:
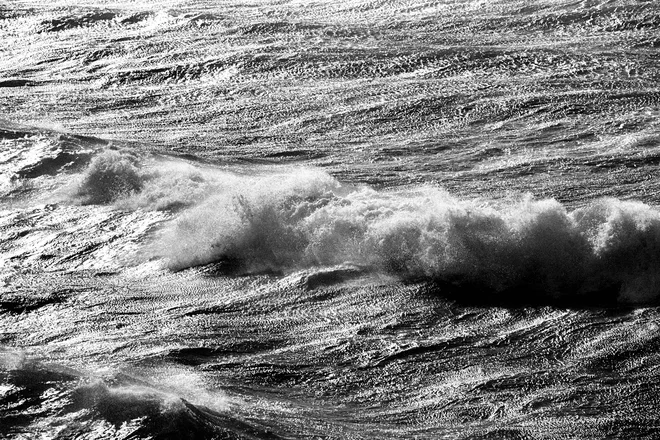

{"left": 142, "top": 165, "right": 660, "bottom": 304}
{"left": 72, "top": 150, "right": 213, "bottom": 210}
{"left": 18, "top": 146, "right": 660, "bottom": 305}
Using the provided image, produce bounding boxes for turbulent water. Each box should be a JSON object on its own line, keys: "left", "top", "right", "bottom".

{"left": 3, "top": 0, "right": 660, "bottom": 438}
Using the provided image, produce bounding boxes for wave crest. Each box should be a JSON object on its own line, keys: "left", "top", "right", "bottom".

{"left": 152, "top": 171, "right": 660, "bottom": 304}
{"left": 57, "top": 149, "right": 660, "bottom": 304}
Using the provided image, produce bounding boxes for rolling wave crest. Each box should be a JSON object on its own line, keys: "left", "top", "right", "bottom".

{"left": 11, "top": 144, "right": 660, "bottom": 305}
{"left": 143, "top": 163, "right": 660, "bottom": 304}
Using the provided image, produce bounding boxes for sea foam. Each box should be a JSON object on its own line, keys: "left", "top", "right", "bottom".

{"left": 73, "top": 150, "right": 213, "bottom": 210}
{"left": 70, "top": 150, "right": 660, "bottom": 304}
{"left": 151, "top": 171, "right": 660, "bottom": 304}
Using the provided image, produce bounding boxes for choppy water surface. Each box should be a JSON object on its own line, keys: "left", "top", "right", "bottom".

{"left": 3, "top": 1, "right": 660, "bottom": 438}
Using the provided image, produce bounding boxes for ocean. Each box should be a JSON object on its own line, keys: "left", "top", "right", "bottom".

{"left": 2, "top": 0, "right": 660, "bottom": 438}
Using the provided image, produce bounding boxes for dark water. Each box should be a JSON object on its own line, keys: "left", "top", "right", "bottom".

{"left": 3, "top": 1, "right": 660, "bottom": 438}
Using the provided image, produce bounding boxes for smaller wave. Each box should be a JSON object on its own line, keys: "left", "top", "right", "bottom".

{"left": 0, "top": 354, "right": 276, "bottom": 439}
{"left": 37, "top": 10, "right": 119, "bottom": 33}
{"left": 0, "top": 289, "right": 70, "bottom": 314}
{"left": 298, "top": 263, "right": 370, "bottom": 290}
{"left": 74, "top": 150, "right": 144, "bottom": 204}
{"left": 0, "top": 129, "right": 211, "bottom": 212}
{"left": 15, "top": 146, "right": 94, "bottom": 180}
{"left": 0, "top": 79, "right": 36, "bottom": 88}
{"left": 70, "top": 150, "right": 221, "bottom": 210}
{"left": 0, "top": 126, "right": 104, "bottom": 201}
{"left": 69, "top": 379, "right": 279, "bottom": 439}
{"left": 0, "top": 122, "right": 105, "bottom": 178}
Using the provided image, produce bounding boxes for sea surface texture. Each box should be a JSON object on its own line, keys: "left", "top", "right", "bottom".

{"left": 3, "top": 0, "right": 660, "bottom": 438}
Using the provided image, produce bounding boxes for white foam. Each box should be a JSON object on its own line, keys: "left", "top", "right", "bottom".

{"left": 151, "top": 169, "right": 660, "bottom": 303}
{"left": 65, "top": 150, "right": 660, "bottom": 303}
